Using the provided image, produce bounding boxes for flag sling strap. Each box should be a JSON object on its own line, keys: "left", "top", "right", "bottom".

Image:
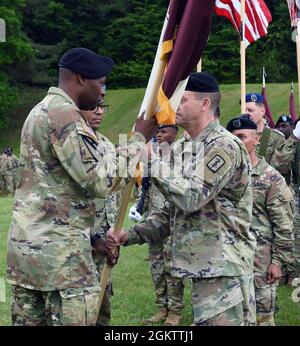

{"left": 258, "top": 127, "right": 271, "bottom": 157}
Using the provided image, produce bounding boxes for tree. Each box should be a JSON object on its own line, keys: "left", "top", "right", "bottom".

{"left": 0, "top": 0, "right": 33, "bottom": 129}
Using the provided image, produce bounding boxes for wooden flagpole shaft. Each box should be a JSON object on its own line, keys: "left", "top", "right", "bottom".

{"left": 240, "top": 0, "right": 246, "bottom": 114}
{"left": 241, "top": 41, "right": 246, "bottom": 114}
{"left": 97, "top": 2, "right": 172, "bottom": 318}
{"left": 197, "top": 58, "right": 202, "bottom": 72}
{"left": 96, "top": 0, "right": 171, "bottom": 324}
{"left": 297, "top": 23, "right": 300, "bottom": 114}
{"left": 97, "top": 179, "right": 135, "bottom": 314}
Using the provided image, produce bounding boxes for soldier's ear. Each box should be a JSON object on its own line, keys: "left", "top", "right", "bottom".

{"left": 77, "top": 74, "right": 85, "bottom": 86}
{"left": 254, "top": 133, "right": 260, "bottom": 145}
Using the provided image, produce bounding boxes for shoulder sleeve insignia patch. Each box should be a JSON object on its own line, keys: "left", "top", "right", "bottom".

{"left": 207, "top": 155, "right": 225, "bottom": 173}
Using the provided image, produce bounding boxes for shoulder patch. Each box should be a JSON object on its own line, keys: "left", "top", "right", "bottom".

{"left": 207, "top": 155, "right": 225, "bottom": 173}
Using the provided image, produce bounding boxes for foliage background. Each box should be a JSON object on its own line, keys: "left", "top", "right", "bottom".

{"left": 0, "top": 0, "right": 297, "bottom": 129}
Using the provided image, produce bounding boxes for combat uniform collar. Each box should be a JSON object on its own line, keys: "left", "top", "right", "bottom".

{"left": 192, "top": 120, "right": 220, "bottom": 143}
{"left": 251, "top": 157, "right": 267, "bottom": 176}
{"left": 48, "top": 87, "right": 78, "bottom": 108}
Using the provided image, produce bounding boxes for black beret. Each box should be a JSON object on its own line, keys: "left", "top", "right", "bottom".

{"left": 158, "top": 124, "right": 178, "bottom": 131}
{"left": 227, "top": 114, "right": 257, "bottom": 132}
{"left": 186, "top": 72, "right": 219, "bottom": 93}
{"left": 58, "top": 47, "right": 114, "bottom": 79}
{"left": 276, "top": 115, "right": 293, "bottom": 126}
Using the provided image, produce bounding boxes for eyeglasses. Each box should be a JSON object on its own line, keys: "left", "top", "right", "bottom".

{"left": 101, "top": 104, "right": 109, "bottom": 113}
{"left": 100, "top": 84, "right": 106, "bottom": 93}
{"left": 97, "top": 102, "right": 109, "bottom": 113}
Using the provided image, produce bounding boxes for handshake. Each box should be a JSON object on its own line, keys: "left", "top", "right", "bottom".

{"left": 92, "top": 229, "right": 129, "bottom": 267}
{"left": 92, "top": 204, "right": 142, "bottom": 266}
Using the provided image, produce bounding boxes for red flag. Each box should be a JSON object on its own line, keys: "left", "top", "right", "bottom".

{"left": 140, "top": 0, "right": 215, "bottom": 125}
{"left": 158, "top": 0, "right": 215, "bottom": 124}
{"left": 261, "top": 86, "right": 275, "bottom": 128}
{"left": 290, "top": 82, "right": 298, "bottom": 122}
{"left": 214, "top": 0, "right": 272, "bottom": 47}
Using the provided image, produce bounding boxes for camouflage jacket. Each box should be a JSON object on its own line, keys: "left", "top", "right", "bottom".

{"left": 7, "top": 87, "right": 145, "bottom": 291}
{"left": 141, "top": 180, "right": 166, "bottom": 218}
{"left": 257, "top": 127, "right": 299, "bottom": 179}
{"left": 291, "top": 141, "right": 300, "bottom": 193}
{"left": 251, "top": 158, "right": 294, "bottom": 278}
{"left": 126, "top": 120, "right": 256, "bottom": 279}
{"left": 93, "top": 132, "right": 117, "bottom": 239}
{"left": 0, "top": 154, "right": 19, "bottom": 173}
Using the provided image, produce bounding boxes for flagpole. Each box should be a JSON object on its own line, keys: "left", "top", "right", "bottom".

{"left": 197, "top": 58, "right": 202, "bottom": 72}
{"left": 96, "top": 3, "right": 172, "bottom": 314}
{"left": 297, "top": 21, "right": 300, "bottom": 113}
{"left": 240, "top": 0, "right": 246, "bottom": 114}
{"left": 96, "top": 179, "right": 135, "bottom": 314}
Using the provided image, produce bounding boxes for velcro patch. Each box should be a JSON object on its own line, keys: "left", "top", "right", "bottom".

{"left": 207, "top": 155, "right": 225, "bottom": 173}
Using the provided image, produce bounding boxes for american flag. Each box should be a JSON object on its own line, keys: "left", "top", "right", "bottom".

{"left": 286, "top": 0, "right": 300, "bottom": 27}
{"left": 215, "top": 0, "right": 272, "bottom": 47}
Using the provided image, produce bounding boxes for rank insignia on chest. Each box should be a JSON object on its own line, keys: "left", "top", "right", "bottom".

{"left": 207, "top": 155, "right": 225, "bottom": 173}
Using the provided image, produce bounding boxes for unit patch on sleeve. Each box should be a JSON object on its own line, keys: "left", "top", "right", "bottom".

{"left": 207, "top": 155, "right": 225, "bottom": 173}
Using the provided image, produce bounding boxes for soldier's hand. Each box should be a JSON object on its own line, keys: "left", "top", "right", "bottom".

{"left": 93, "top": 238, "right": 119, "bottom": 267}
{"left": 267, "top": 264, "right": 282, "bottom": 284}
{"left": 134, "top": 115, "right": 158, "bottom": 143}
{"left": 93, "top": 238, "right": 108, "bottom": 257}
{"left": 106, "top": 246, "right": 120, "bottom": 267}
{"left": 107, "top": 228, "right": 129, "bottom": 248}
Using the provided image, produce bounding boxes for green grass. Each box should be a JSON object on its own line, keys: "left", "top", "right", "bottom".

{"left": 1, "top": 196, "right": 300, "bottom": 326}
{"left": 0, "top": 83, "right": 299, "bottom": 152}
{"left": 0, "top": 197, "right": 14, "bottom": 326}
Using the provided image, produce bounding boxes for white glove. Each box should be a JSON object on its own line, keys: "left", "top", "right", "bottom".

{"left": 293, "top": 121, "right": 300, "bottom": 139}
{"left": 128, "top": 204, "right": 142, "bottom": 222}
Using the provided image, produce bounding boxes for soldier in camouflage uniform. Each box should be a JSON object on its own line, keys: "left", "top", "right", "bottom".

{"left": 245, "top": 93, "right": 299, "bottom": 179}
{"left": 82, "top": 105, "right": 117, "bottom": 326}
{"left": 130, "top": 125, "right": 184, "bottom": 326}
{"left": 0, "top": 151, "right": 5, "bottom": 193}
{"left": 291, "top": 129, "right": 300, "bottom": 285}
{"left": 6, "top": 48, "right": 157, "bottom": 326}
{"left": 108, "top": 72, "right": 256, "bottom": 326}
{"left": 0, "top": 147, "right": 19, "bottom": 194}
{"left": 227, "top": 115, "right": 294, "bottom": 326}
{"left": 276, "top": 115, "right": 294, "bottom": 141}
{"left": 273, "top": 115, "right": 300, "bottom": 285}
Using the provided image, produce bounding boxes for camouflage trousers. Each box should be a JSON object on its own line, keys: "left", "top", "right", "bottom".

{"left": 290, "top": 195, "right": 300, "bottom": 278}
{"left": 149, "top": 239, "right": 184, "bottom": 313}
{"left": 0, "top": 177, "right": 4, "bottom": 193}
{"left": 1, "top": 173, "right": 15, "bottom": 194}
{"left": 281, "top": 195, "right": 300, "bottom": 280}
{"left": 254, "top": 274, "right": 277, "bottom": 326}
{"left": 11, "top": 284, "right": 100, "bottom": 326}
{"left": 191, "top": 274, "right": 256, "bottom": 326}
{"left": 93, "top": 255, "right": 112, "bottom": 326}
